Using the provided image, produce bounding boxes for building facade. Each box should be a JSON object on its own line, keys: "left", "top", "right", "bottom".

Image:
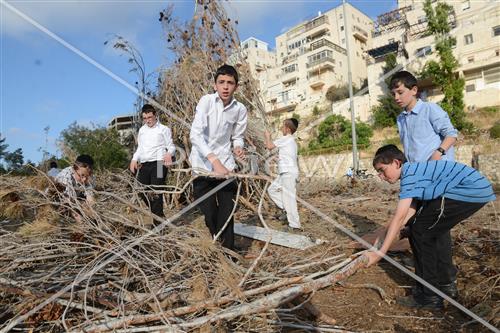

{"left": 366, "top": 0, "right": 500, "bottom": 110}
{"left": 266, "top": 3, "right": 373, "bottom": 115}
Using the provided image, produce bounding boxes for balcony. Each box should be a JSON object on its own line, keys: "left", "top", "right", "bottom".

{"left": 306, "top": 56, "right": 335, "bottom": 69}
{"left": 367, "top": 41, "right": 400, "bottom": 59}
{"left": 310, "top": 39, "right": 347, "bottom": 55}
{"left": 305, "top": 15, "right": 328, "bottom": 33}
{"left": 353, "top": 25, "right": 368, "bottom": 42}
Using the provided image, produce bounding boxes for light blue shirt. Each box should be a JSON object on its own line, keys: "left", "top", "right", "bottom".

{"left": 397, "top": 99, "right": 458, "bottom": 163}
{"left": 399, "top": 161, "right": 496, "bottom": 203}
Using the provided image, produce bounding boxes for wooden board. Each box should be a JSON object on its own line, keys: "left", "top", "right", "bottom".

{"left": 234, "top": 223, "right": 322, "bottom": 250}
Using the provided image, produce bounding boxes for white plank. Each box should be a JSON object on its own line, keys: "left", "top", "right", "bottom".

{"left": 234, "top": 223, "right": 323, "bottom": 250}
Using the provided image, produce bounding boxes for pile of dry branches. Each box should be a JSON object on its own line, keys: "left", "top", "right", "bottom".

{"left": 0, "top": 173, "right": 367, "bottom": 332}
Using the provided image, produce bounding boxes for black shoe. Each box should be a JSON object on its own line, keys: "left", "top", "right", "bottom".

{"left": 439, "top": 281, "right": 458, "bottom": 299}
{"left": 411, "top": 281, "right": 458, "bottom": 299}
{"left": 396, "top": 294, "right": 444, "bottom": 310}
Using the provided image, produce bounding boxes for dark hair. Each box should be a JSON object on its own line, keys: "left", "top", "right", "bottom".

{"left": 372, "top": 144, "right": 406, "bottom": 168}
{"left": 285, "top": 118, "right": 299, "bottom": 134}
{"left": 75, "top": 154, "right": 94, "bottom": 169}
{"left": 389, "top": 70, "right": 417, "bottom": 90}
{"left": 141, "top": 104, "right": 156, "bottom": 115}
{"left": 215, "top": 64, "right": 239, "bottom": 84}
{"left": 49, "top": 161, "right": 57, "bottom": 168}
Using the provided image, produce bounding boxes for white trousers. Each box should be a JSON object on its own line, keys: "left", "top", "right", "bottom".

{"left": 267, "top": 173, "right": 300, "bottom": 228}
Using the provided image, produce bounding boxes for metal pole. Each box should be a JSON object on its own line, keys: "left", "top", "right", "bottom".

{"left": 342, "top": 0, "right": 358, "bottom": 173}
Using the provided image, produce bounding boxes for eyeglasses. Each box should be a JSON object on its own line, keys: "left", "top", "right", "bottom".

{"left": 142, "top": 115, "right": 156, "bottom": 121}
{"left": 375, "top": 166, "right": 389, "bottom": 175}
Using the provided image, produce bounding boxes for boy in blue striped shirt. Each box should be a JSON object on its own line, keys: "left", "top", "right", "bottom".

{"left": 365, "top": 145, "right": 495, "bottom": 309}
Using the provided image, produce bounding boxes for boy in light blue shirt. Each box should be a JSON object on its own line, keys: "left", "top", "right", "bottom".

{"left": 365, "top": 145, "right": 495, "bottom": 310}
{"left": 390, "top": 70, "right": 459, "bottom": 297}
{"left": 390, "top": 71, "right": 458, "bottom": 162}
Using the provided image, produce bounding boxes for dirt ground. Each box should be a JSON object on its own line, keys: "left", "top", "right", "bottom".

{"left": 231, "top": 177, "right": 499, "bottom": 333}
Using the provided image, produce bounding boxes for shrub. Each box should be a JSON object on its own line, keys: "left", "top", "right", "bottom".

{"left": 307, "top": 114, "right": 373, "bottom": 151}
{"left": 312, "top": 105, "right": 322, "bottom": 116}
{"left": 371, "top": 95, "right": 401, "bottom": 129}
{"left": 490, "top": 121, "right": 500, "bottom": 139}
{"left": 483, "top": 106, "right": 498, "bottom": 114}
{"left": 326, "top": 85, "right": 349, "bottom": 103}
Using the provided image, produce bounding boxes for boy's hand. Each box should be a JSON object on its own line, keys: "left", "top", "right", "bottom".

{"left": 430, "top": 151, "right": 443, "bottom": 161}
{"left": 163, "top": 153, "right": 173, "bottom": 167}
{"left": 129, "top": 160, "right": 138, "bottom": 174}
{"left": 233, "top": 146, "right": 245, "bottom": 160}
{"left": 212, "top": 159, "right": 230, "bottom": 177}
{"left": 364, "top": 251, "right": 383, "bottom": 267}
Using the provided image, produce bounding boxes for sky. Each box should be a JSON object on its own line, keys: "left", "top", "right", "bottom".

{"left": 1, "top": 0, "right": 397, "bottom": 163}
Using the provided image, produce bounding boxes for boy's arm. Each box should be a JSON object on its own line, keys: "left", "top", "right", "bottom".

{"left": 264, "top": 131, "right": 276, "bottom": 150}
{"left": 232, "top": 106, "right": 248, "bottom": 158}
{"left": 130, "top": 128, "right": 142, "bottom": 173}
{"left": 429, "top": 104, "right": 458, "bottom": 160}
{"left": 190, "top": 97, "right": 229, "bottom": 175}
{"left": 161, "top": 126, "right": 176, "bottom": 166}
{"left": 430, "top": 136, "right": 457, "bottom": 160}
{"left": 365, "top": 198, "right": 413, "bottom": 267}
{"left": 190, "top": 96, "right": 215, "bottom": 159}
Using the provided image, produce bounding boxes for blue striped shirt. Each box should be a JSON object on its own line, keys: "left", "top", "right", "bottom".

{"left": 400, "top": 161, "right": 496, "bottom": 203}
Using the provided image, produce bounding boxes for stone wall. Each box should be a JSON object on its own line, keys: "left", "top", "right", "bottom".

{"left": 299, "top": 144, "right": 500, "bottom": 185}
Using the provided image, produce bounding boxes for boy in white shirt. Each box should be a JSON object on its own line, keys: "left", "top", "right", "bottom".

{"left": 189, "top": 64, "right": 247, "bottom": 250}
{"left": 264, "top": 118, "right": 301, "bottom": 231}
{"left": 129, "top": 104, "right": 176, "bottom": 219}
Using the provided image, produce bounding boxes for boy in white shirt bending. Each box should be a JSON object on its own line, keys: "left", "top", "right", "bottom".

{"left": 264, "top": 118, "right": 301, "bottom": 231}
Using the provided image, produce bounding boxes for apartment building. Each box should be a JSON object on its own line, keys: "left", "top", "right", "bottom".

{"left": 108, "top": 114, "right": 136, "bottom": 144}
{"left": 236, "top": 37, "right": 278, "bottom": 100}
{"left": 266, "top": 3, "right": 373, "bottom": 115}
{"left": 366, "top": 0, "right": 500, "bottom": 110}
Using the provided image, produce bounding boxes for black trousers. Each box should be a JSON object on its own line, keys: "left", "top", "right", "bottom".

{"left": 137, "top": 161, "right": 167, "bottom": 217}
{"left": 409, "top": 197, "right": 485, "bottom": 296}
{"left": 193, "top": 177, "right": 237, "bottom": 250}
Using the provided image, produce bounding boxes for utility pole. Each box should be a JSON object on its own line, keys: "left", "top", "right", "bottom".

{"left": 342, "top": 0, "right": 359, "bottom": 173}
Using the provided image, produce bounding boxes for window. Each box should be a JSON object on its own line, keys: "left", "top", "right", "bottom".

{"left": 339, "top": 61, "right": 342, "bottom": 67}
{"left": 417, "top": 16, "right": 427, "bottom": 24}
{"left": 493, "top": 26, "right": 500, "bottom": 37}
{"left": 282, "top": 64, "right": 298, "bottom": 74}
{"left": 342, "top": 38, "right": 345, "bottom": 44}
{"left": 339, "top": 14, "right": 343, "bottom": 19}
{"left": 464, "top": 34, "right": 473, "bottom": 45}
{"left": 340, "top": 26, "right": 344, "bottom": 31}
{"left": 467, "top": 56, "right": 474, "bottom": 63}
{"left": 416, "top": 46, "right": 432, "bottom": 57}
{"left": 464, "top": 70, "right": 481, "bottom": 81}
{"left": 465, "top": 84, "right": 475, "bottom": 92}
{"left": 462, "top": 0, "right": 470, "bottom": 11}
{"left": 496, "top": 50, "right": 500, "bottom": 57}
{"left": 307, "top": 50, "right": 334, "bottom": 64}
{"left": 484, "top": 67, "right": 500, "bottom": 84}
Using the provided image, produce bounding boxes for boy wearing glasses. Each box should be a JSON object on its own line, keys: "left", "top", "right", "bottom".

{"left": 365, "top": 145, "right": 495, "bottom": 309}
{"left": 129, "top": 104, "right": 176, "bottom": 219}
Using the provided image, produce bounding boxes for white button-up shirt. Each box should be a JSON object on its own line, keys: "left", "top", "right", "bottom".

{"left": 132, "top": 121, "right": 176, "bottom": 163}
{"left": 189, "top": 92, "right": 247, "bottom": 172}
{"left": 274, "top": 134, "right": 298, "bottom": 174}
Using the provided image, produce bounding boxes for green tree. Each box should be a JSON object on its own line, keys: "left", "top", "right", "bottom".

{"left": 0, "top": 135, "right": 8, "bottom": 160}
{"left": 372, "top": 53, "right": 402, "bottom": 128}
{"left": 421, "top": 0, "right": 472, "bottom": 132}
{"left": 308, "top": 115, "right": 372, "bottom": 151}
{"left": 60, "top": 123, "right": 129, "bottom": 170}
{"left": 4, "top": 148, "right": 24, "bottom": 171}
